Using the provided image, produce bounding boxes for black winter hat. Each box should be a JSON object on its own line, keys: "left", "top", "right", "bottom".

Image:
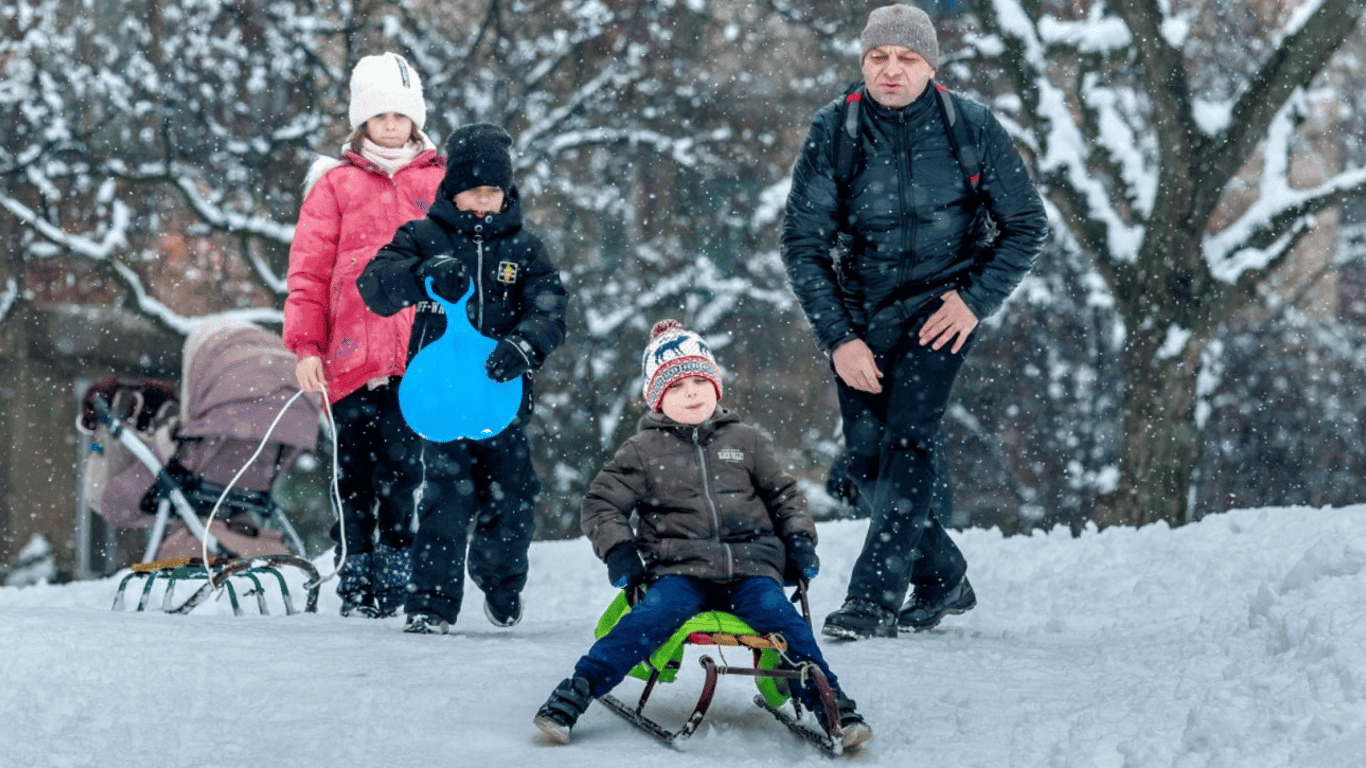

{"left": 440, "top": 123, "right": 514, "bottom": 200}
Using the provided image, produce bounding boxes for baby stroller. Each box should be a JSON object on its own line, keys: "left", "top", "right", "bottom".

{"left": 81, "top": 318, "right": 324, "bottom": 614}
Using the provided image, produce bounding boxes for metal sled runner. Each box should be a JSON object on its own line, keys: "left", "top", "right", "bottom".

{"left": 111, "top": 555, "right": 320, "bottom": 615}
{"left": 593, "top": 585, "right": 850, "bottom": 755}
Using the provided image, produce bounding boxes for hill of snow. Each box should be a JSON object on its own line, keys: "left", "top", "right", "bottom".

{"left": 3, "top": 504, "right": 1364, "bottom": 767}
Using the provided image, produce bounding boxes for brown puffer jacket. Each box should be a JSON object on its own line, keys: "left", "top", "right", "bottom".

{"left": 581, "top": 407, "right": 817, "bottom": 584}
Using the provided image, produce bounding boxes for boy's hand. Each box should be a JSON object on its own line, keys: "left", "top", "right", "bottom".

{"left": 418, "top": 255, "right": 468, "bottom": 301}
{"left": 605, "top": 542, "right": 646, "bottom": 589}
{"left": 485, "top": 335, "right": 536, "bottom": 382}
{"left": 784, "top": 535, "right": 820, "bottom": 584}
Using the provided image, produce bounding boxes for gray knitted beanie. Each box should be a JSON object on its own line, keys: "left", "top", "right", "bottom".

{"left": 861, "top": 5, "right": 940, "bottom": 70}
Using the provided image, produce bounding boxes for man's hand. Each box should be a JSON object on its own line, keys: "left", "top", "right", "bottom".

{"left": 295, "top": 356, "right": 326, "bottom": 394}
{"left": 832, "top": 338, "right": 882, "bottom": 394}
{"left": 918, "top": 290, "right": 978, "bottom": 353}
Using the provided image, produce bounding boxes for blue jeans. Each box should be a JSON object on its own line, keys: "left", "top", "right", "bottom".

{"left": 574, "top": 575, "right": 841, "bottom": 705}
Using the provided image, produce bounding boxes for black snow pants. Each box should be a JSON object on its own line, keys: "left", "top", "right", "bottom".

{"left": 835, "top": 310, "right": 972, "bottom": 611}
{"left": 330, "top": 383, "right": 416, "bottom": 554}
{"left": 399, "top": 405, "right": 540, "bottom": 624}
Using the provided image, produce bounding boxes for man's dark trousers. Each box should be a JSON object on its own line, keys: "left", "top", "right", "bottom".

{"left": 835, "top": 317, "right": 972, "bottom": 611}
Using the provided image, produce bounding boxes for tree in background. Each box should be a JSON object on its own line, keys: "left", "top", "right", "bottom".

{"left": 0, "top": 0, "right": 852, "bottom": 545}
{"left": 953, "top": 0, "right": 1366, "bottom": 527}
{"left": 3, "top": 0, "right": 1366, "bottom": 558}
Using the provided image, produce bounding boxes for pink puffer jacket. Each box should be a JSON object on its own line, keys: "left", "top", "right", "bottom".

{"left": 283, "top": 148, "right": 444, "bottom": 403}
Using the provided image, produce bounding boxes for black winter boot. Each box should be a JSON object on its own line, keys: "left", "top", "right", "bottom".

{"left": 371, "top": 543, "right": 412, "bottom": 619}
{"left": 403, "top": 612, "right": 450, "bottom": 635}
{"left": 336, "top": 552, "right": 376, "bottom": 618}
{"left": 898, "top": 576, "right": 976, "bottom": 631}
{"left": 823, "top": 597, "right": 897, "bottom": 639}
{"left": 484, "top": 590, "right": 522, "bottom": 627}
{"left": 533, "top": 675, "right": 594, "bottom": 744}
{"left": 820, "top": 690, "right": 873, "bottom": 751}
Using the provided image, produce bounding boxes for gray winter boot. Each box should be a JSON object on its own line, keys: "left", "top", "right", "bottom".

{"left": 533, "top": 675, "right": 594, "bottom": 744}
{"left": 371, "top": 543, "right": 412, "bottom": 619}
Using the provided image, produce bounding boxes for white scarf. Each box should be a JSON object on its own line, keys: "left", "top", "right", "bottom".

{"left": 360, "top": 138, "right": 422, "bottom": 177}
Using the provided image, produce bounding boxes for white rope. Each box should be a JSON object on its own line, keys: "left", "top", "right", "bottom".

{"left": 318, "top": 386, "right": 345, "bottom": 586}
{"left": 197, "top": 385, "right": 344, "bottom": 590}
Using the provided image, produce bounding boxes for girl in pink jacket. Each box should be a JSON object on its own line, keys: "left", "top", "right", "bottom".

{"left": 283, "top": 52, "right": 444, "bottom": 619}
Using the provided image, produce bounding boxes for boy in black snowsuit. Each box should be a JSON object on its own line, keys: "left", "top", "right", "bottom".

{"left": 357, "top": 123, "right": 567, "bottom": 634}
{"left": 532, "top": 320, "right": 872, "bottom": 751}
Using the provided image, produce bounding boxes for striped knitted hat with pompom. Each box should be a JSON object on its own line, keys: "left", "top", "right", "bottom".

{"left": 641, "top": 319, "right": 722, "bottom": 411}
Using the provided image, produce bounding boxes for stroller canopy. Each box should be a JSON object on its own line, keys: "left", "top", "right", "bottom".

{"left": 176, "top": 318, "right": 322, "bottom": 487}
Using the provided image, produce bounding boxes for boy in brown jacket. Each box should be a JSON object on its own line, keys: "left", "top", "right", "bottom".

{"left": 533, "top": 320, "right": 871, "bottom": 750}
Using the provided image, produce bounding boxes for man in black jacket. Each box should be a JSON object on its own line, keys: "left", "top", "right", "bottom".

{"left": 781, "top": 5, "right": 1048, "bottom": 639}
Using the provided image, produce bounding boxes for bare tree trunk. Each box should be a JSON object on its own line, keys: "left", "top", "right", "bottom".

{"left": 1098, "top": 179, "right": 1217, "bottom": 527}
{"left": 1100, "top": 324, "right": 1204, "bottom": 528}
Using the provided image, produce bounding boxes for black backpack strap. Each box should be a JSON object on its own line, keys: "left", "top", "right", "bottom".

{"left": 834, "top": 82, "right": 865, "bottom": 194}
{"left": 932, "top": 81, "right": 984, "bottom": 200}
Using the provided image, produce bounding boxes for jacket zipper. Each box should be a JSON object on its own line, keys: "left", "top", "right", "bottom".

{"left": 473, "top": 232, "right": 486, "bottom": 332}
{"left": 896, "top": 109, "right": 914, "bottom": 284}
{"left": 691, "top": 427, "right": 733, "bottom": 579}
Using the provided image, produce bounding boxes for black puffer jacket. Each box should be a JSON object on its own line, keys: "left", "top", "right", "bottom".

{"left": 781, "top": 83, "right": 1048, "bottom": 353}
{"left": 580, "top": 407, "right": 817, "bottom": 585}
{"left": 357, "top": 187, "right": 567, "bottom": 370}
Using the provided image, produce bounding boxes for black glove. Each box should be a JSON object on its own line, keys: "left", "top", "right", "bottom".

{"left": 784, "top": 535, "right": 820, "bottom": 584}
{"left": 485, "top": 335, "right": 537, "bottom": 383}
{"left": 417, "top": 255, "right": 468, "bottom": 301}
{"left": 604, "top": 541, "right": 646, "bottom": 590}
{"left": 826, "top": 454, "right": 862, "bottom": 510}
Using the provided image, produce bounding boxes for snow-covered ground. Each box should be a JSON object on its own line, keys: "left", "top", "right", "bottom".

{"left": 4, "top": 504, "right": 1364, "bottom": 767}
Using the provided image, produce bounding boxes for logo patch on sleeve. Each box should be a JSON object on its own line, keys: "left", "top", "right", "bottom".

{"left": 496, "top": 261, "right": 519, "bottom": 284}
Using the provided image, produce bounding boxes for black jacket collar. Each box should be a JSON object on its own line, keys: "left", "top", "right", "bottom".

{"left": 428, "top": 185, "right": 524, "bottom": 238}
